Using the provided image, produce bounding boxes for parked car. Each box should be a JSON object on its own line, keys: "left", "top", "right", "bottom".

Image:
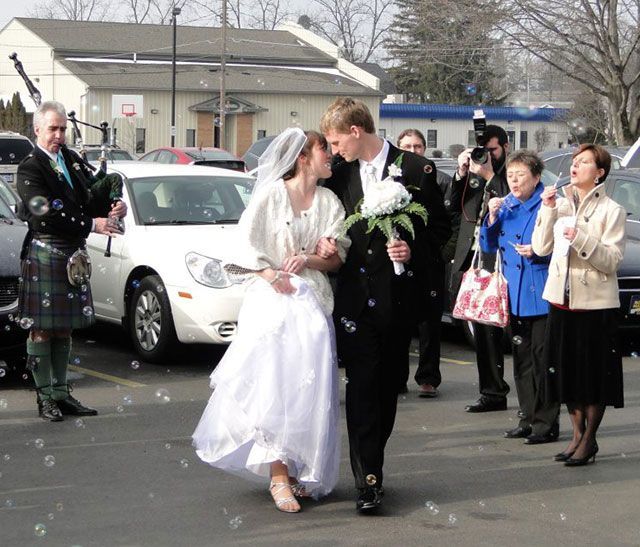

{"left": 70, "top": 145, "right": 136, "bottom": 163}
{"left": 242, "top": 136, "right": 275, "bottom": 172}
{"left": 0, "top": 192, "right": 28, "bottom": 371}
{"left": 85, "top": 163, "right": 252, "bottom": 362}
{"left": 139, "top": 147, "right": 245, "bottom": 172}
{"left": 541, "top": 147, "right": 626, "bottom": 177}
{"left": 548, "top": 170, "right": 640, "bottom": 339}
{"left": 0, "top": 177, "right": 19, "bottom": 212}
{"left": 0, "top": 132, "right": 34, "bottom": 188}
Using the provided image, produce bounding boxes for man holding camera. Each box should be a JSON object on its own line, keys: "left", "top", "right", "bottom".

{"left": 449, "top": 124, "right": 510, "bottom": 413}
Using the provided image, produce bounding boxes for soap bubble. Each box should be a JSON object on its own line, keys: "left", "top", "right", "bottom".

{"left": 549, "top": 367, "right": 556, "bottom": 374}
{"left": 19, "top": 317, "right": 34, "bottom": 329}
{"left": 424, "top": 500, "right": 440, "bottom": 515}
{"left": 344, "top": 321, "right": 357, "bottom": 334}
{"left": 469, "top": 178, "right": 480, "bottom": 189}
{"left": 132, "top": 280, "right": 140, "bottom": 289}
{"left": 34, "top": 438, "right": 45, "bottom": 450}
{"left": 559, "top": 512, "right": 567, "bottom": 521}
{"left": 52, "top": 199, "right": 64, "bottom": 210}
{"left": 122, "top": 394, "right": 133, "bottom": 405}
{"left": 630, "top": 351, "right": 639, "bottom": 358}
{"left": 56, "top": 502, "right": 63, "bottom": 512}
{"left": 74, "top": 419, "right": 85, "bottom": 428}
{"left": 28, "top": 196, "right": 50, "bottom": 216}
{"left": 155, "top": 388, "right": 171, "bottom": 403}
{"left": 365, "top": 474, "right": 377, "bottom": 486}
{"left": 367, "top": 299, "right": 376, "bottom": 307}
{"left": 179, "top": 458, "right": 189, "bottom": 469}
{"left": 130, "top": 360, "right": 140, "bottom": 370}
{"left": 0, "top": 369, "right": 5, "bottom": 378}
{"left": 512, "top": 335, "right": 523, "bottom": 345}
{"left": 34, "top": 523, "right": 47, "bottom": 537}
{"left": 228, "top": 515, "right": 243, "bottom": 529}
{"left": 73, "top": 357, "right": 81, "bottom": 365}
{"left": 116, "top": 405, "right": 124, "bottom": 413}
{"left": 165, "top": 443, "right": 171, "bottom": 450}
{"left": 43, "top": 455, "right": 56, "bottom": 467}
{"left": 82, "top": 306, "right": 94, "bottom": 317}
{"left": 448, "top": 513, "right": 458, "bottom": 526}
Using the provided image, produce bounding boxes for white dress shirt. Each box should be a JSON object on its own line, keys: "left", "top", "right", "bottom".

{"left": 358, "top": 139, "right": 389, "bottom": 195}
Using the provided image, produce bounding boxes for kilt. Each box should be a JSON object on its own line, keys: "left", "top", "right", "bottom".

{"left": 18, "top": 236, "right": 96, "bottom": 331}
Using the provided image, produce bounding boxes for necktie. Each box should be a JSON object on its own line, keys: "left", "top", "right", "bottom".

{"left": 363, "top": 163, "right": 376, "bottom": 195}
{"left": 56, "top": 152, "right": 74, "bottom": 189}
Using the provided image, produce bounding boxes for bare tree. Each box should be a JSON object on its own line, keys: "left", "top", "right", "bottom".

{"left": 534, "top": 127, "right": 551, "bottom": 151}
{"left": 30, "top": 0, "right": 110, "bottom": 21}
{"left": 306, "top": 0, "right": 395, "bottom": 63}
{"left": 500, "top": 0, "right": 640, "bottom": 144}
{"left": 120, "top": 0, "right": 193, "bottom": 24}
{"left": 192, "top": 0, "right": 289, "bottom": 29}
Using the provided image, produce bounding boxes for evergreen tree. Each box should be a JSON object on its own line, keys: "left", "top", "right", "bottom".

{"left": 3, "top": 93, "right": 29, "bottom": 135}
{"left": 0, "top": 99, "right": 5, "bottom": 130}
{"left": 387, "top": 0, "right": 507, "bottom": 105}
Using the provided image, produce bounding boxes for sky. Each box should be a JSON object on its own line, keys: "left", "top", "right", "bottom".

{"left": 1, "top": 0, "right": 41, "bottom": 28}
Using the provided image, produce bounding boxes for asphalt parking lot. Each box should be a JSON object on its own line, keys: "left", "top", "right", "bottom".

{"left": 0, "top": 323, "right": 639, "bottom": 547}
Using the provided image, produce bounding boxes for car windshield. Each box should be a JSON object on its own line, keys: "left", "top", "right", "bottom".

{"left": 0, "top": 138, "right": 33, "bottom": 164}
{"left": 128, "top": 175, "right": 253, "bottom": 225}
{"left": 85, "top": 149, "right": 134, "bottom": 161}
{"left": 185, "top": 149, "right": 235, "bottom": 161}
{"left": 540, "top": 169, "right": 559, "bottom": 186}
{"left": 0, "top": 180, "right": 18, "bottom": 207}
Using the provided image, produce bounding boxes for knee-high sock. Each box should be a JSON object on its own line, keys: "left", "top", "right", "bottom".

{"left": 50, "top": 337, "right": 71, "bottom": 401}
{"left": 27, "top": 339, "right": 52, "bottom": 398}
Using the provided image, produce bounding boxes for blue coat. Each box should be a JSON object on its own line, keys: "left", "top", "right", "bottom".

{"left": 480, "top": 182, "right": 550, "bottom": 317}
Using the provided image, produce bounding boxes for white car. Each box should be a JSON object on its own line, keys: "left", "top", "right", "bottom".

{"left": 86, "top": 163, "right": 253, "bottom": 362}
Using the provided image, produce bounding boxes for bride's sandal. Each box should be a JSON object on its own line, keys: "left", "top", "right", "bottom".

{"left": 289, "top": 478, "right": 312, "bottom": 498}
{"left": 269, "top": 482, "right": 301, "bottom": 513}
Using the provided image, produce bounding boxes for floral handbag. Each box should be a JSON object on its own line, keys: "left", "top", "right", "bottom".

{"left": 452, "top": 248, "right": 509, "bottom": 328}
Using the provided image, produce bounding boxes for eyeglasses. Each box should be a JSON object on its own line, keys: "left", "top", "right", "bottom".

{"left": 572, "top": 159, "right": 595, "bottom": 168}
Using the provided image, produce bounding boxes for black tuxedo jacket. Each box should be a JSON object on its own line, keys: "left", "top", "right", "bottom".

{"left": 16, "top": 146, "right": 110, "bottom": 241}
{"left": 324, "top": 143, "right": 451, "bottom": 327}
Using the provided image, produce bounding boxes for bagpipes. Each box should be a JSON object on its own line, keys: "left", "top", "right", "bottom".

{"left": 10, "top": 52, "right": 123, "bottom": 257}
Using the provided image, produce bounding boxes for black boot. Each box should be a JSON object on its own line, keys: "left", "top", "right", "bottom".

{"left": 54, "top": 384, "right": 98, "bottom": 416}
{"left": 36, "top": 388, "right": 64, "bottom": 422}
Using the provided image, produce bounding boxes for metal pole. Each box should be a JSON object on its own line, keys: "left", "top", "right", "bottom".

{"left": 171, "top": 6, "right": 181, "bottom": 147}
{"left": 219, "top": 0, "right": 227, "bottom": 150}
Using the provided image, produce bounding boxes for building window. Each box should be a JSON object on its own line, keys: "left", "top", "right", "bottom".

{"left": 135, "top": 128, "right": 146, "bottom": 154}
{"left": 520, "top": 131, "right": 528, "bottom": 149}
{"left": 467, "top": 130, "right": 476, "bottom": 146}
{"left": 427, "top": 129, "right": 437, "bottom": 148}
{"left": 186, "top": 129, "right": 196, "bottom": 147}
{"left": 257, "top": 129, "right": 266, "bottom": 139}
{"left": 507, "top": 131, "right": 516, "bottom": 148}
{"left": 378, "top": 129, "right": 386, "bottom": 139}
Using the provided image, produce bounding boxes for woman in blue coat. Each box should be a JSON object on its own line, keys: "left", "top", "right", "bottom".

{"left": 480, "top": 150, "right": 560, "bottom": 444}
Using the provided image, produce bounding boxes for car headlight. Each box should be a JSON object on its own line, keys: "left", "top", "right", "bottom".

{"left": 185, "top": 252, "right": 231, "bottom": 288}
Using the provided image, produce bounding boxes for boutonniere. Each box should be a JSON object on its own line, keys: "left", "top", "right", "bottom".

{"left": 49, "top": 159, "right": 64, "bottom": 180}
{"left": 387, "top": 154, "right": 403, "bottom": 180}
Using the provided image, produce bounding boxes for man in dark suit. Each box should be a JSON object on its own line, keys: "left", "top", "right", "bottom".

{"left": 449, "top": 125, "right": 510, "bottom": 413}
{"left": 16, "top": 100, "right": 126, "bottom": 421}
{"left": 319, "top": 98, "right": 451, "bottom": 513}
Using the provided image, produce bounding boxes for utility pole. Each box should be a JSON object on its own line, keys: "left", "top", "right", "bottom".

{"left": 219, "top": 0, "right": 227, "bottom": 150}
{"left": 171, "top": 5, "right": 181, "bottom": 147}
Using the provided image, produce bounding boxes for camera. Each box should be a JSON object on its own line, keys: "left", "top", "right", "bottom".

{"left": 470, "top": 109, "right": 489, "bottom": 164}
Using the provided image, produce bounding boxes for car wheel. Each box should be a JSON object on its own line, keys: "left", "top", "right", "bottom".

{"left": 128, "top": 275, "right": 176, "bottom": 362}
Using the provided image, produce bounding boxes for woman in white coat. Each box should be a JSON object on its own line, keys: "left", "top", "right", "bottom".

{"left": 193, "top": 128, "right": 350, "bottom": 511}
{"left": 532, "top": 144, "right": 626, "bottom": 466}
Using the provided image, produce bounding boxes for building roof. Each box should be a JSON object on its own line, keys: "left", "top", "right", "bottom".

{"left": 380, "top": 103, "right": 568, "bottom": 122}
{"left": 16, "top": 18, "right": 333, "bottom": 66}
{"left": 57, "top": 59, "right": 375, "bottom": 96}
{"left": 355, "top": 63, "right": 396, "bottom": 95}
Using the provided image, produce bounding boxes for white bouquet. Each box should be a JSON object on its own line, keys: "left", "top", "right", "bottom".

{"left": 342, "top": 155, "right": 428, "bottom": 275}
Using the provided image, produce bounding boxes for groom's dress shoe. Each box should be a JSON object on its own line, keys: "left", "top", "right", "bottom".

{"left": 524, "top": 424, "right": 559, "bottom": 445}
{"left": 465, "top": 396, "right": 507, "bottom": 413}
{"left": 504, "top": 426, "right": 532, "bottom": 439}
{"left": 56, "top": 395, "right": 98, "bottom": 416}
{"left": 356, "top": 487, "right": 382, "bottom": 513}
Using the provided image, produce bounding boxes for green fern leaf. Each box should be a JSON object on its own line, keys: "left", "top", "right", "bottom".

{"left": 380, "top": 217, "right": 393, "bottom": 241}
{"left": 393, "top": 213, "right": 415, "bottom": 239}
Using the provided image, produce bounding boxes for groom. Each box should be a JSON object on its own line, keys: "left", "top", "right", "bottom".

{"left": 319, "top": 98, "right": 451, "bottom": 512}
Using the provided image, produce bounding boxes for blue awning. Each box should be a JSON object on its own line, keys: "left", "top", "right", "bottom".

{"left": 380, "top": 103, "right": 567, "bottom": 122}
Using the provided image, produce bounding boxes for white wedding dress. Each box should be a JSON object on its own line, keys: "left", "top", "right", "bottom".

{"left": 192, "top": 180, "right": 349, "bottom": 498}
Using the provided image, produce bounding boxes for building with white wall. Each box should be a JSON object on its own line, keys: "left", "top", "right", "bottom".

{"left": 379, "top": 103, "right": 570, "bottom": 156}
{"left": 0, "top": 18, "right": 382, "bottom": 156}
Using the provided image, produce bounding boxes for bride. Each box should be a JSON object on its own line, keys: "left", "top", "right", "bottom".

{"left": 192, "top": 128, "right": 350, "bottom": 513}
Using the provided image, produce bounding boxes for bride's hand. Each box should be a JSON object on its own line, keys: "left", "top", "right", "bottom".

{"left": 281, "top": 254, "right": 308, "bottom": 274}
{"left": 272, "top": 271, "right": 295, "bottom": 294}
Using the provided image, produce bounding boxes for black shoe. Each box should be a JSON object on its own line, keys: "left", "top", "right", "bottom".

{"left": 524, "top": 424, "right": 559, "bottom": 445}
{"left": 465, "top": 396, "right": 507, "bottom": 413}
{"left": 38, "top": 398, "right": 63, "bottom": 422}
{"left": 356, "top": 487, "right": 382, "bottom": 513}
{"left": 565, "top": 444, "right": 599, "bottom": 467}
{"left": 553, "top": 450, "right": 575, "bottom": 462}
{"left": 56, "top": 395, "right": 98, "bottom": 416}
{"left": 504, "top": 426, "right": 532, "bottom": 439}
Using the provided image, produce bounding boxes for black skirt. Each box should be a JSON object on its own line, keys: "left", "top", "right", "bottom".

{"left": 542, "top": 305, "right": 623, "bottom": 408}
